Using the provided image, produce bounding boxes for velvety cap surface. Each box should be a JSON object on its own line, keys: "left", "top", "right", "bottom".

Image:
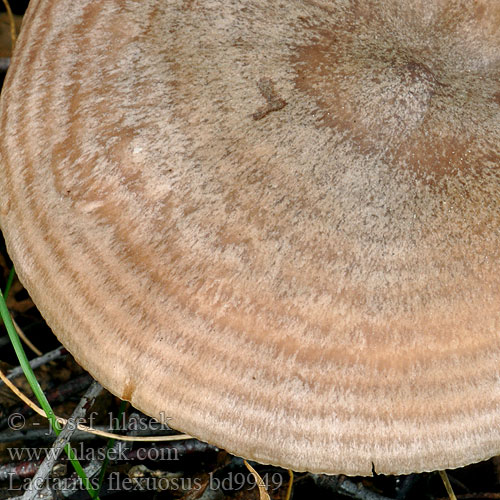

{"left": 1, "top": 0, "right": 499, "bottom": 475}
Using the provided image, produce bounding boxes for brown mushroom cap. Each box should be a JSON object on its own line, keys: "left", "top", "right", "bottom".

{"left": 1, "top": 0, "right": 500, "bottom": 475}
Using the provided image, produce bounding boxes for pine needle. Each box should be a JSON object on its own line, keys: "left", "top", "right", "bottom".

{"left": 244, "top": 460, "right": 270, "bottom": 500}
{"left": 1, "top": 0, "right": 16, "bottom": 51}
{"left": 439, "top": 470, "right": 457, "bottom": 500}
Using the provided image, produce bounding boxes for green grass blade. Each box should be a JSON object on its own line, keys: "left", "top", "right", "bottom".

{"left": 0, "top": 287, "right": 100, "bottom": 499}
{"left": 3, "top": 266, "right": 15, "bottom": 299}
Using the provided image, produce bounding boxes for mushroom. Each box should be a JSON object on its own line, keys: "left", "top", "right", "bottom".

{"left": 0, "top": 0, "right": 499, "bottom": 476}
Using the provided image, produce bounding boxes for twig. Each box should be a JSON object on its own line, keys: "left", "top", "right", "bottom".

{"left": 21, "top": 381, "right": 103, "bottom": 500}
{"left": 310, "top": 474, "right": 396, "bottom": 500}
{"left": 0, "top": 439, "right": 219, "bottom": 483}
{"left": 0, "top": 460, "right": 42, "bottom": 482}
{"left": 0, "top": 425, "right": 111, "bottom": 443}
{"left": 0, "top": 289, "right": 98, "bottom": 499}
{"left": 0, "top": 373, "right": 93, "bottom": 431}
{"left": 0, "top": 346, "right": 67, "bottom": 387}
{"left": 1, "top": 431, "right": 209, "bottom": 486}
{"left": 0, "top": 367, "right": 193, "bottom": 440}
{"left": 88, "top": 410, "right": 139, "bottom": 494}
{"left": 1, "top": 365, "right": 192, "bottom": 441}
{"left": 60, "top": 412, "right": 144, "bottom": 499}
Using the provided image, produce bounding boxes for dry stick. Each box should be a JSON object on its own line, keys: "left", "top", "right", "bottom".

{"left": 310, "top": 474, "right": 396, "bottom": 500}
{"left": 85, "top": 410, "right": 141, "bottom": 492}
{"left": 1, "top": 440, "right": 218, "bottom": 468}
{"left": 0, "top": 374, "right": 93, "bottom": 432}
{"left": 126, "top": 439, "right": 218, "bottom": 459}
{"left": 0, "top": 367, "right": 193, "bottom": 442}
{"left": 0, "top": 425, "right": 110, "bottom": 444}
{"left": 0, "top": 461, "right": 42, "bottom": 482}
{"left": 61, "top": 412, "right": 153, "bottom": 499}
{"left": 1, "top": 346, "right": 67, "bottom": 387}
{"left": 21, "top": 381, "right": 103, "bottom": 500}
{"left": 0, "top": 437, "right": 217, "bottom": 489}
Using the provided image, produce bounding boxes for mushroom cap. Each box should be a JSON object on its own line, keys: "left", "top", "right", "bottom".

{"left": 1, "top": 0, "right": 500, "bottom": 475}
